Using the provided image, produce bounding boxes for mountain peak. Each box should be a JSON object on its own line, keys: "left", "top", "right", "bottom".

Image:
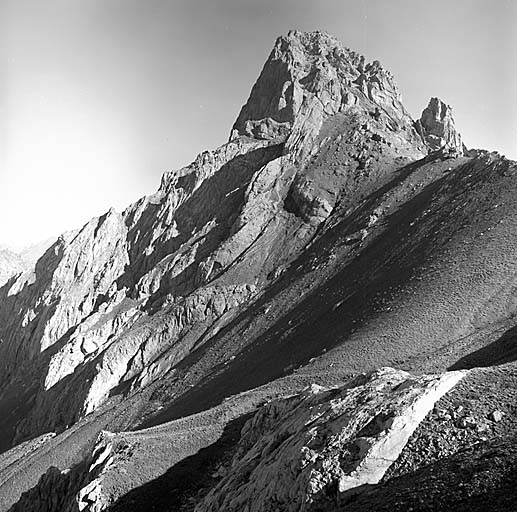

{"left": 3, "top": 28, "right": 515, "bottom": 512}
{"left": 416, "top": 97, "right": 464, "bottom": 156}
{"left": 230, "top": 30, "right": 415, "bottom": 147}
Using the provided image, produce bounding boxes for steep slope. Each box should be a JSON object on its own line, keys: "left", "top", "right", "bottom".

{"left": 0, "top": 29, "right": 516, "bottom": 511}
{"left": 342, "top": 363, "right": 517, "bottom": 511}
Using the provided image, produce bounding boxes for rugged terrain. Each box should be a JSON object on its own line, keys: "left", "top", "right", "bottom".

{"left": 0, "top": 30, "right": 516, "bottom": 511}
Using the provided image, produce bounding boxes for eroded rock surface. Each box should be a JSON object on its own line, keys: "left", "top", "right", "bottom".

{"left": 195, "top": 368, "right": 465, "bottom": 512}
{"left": 416, "top": 97, "right": 464, "bottom": 156}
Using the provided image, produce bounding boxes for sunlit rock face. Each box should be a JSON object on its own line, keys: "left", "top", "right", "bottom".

{"left": 195, "top": 368, "right": 466, "bottom": 512}
{"left": 231, "top": 30, "right": 424, "bottom": 161}
{"left": 415, "top": 97, "right": 464, "bottom": 156}
{"left": 0, "top": 137, "right": 291, "bottom": 442}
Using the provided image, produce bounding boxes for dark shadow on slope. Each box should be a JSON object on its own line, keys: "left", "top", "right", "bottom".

{"left": 449, "top": 324, "right": 517, "bottom": 370}
{"left": 340, "top": 435, "right": 517, "bottom": 512}
{"left": 0, "top": 383, "right": 39, "bottom": 454}
{"left": 108, "top": 413, "right": 254, "bottom": 512}
{"left": 7, "top": 459, "right": 89, "bottom": 512}
{"left": 0, "top": 143, "right": 284, "bottom": 452}
{"left": 5, "top": 365, "right": 92, "bottom": 450}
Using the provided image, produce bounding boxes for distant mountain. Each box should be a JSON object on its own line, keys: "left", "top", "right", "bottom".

{"left": 17, "top": 237, "right": 56, "bottom": 266}
{"left": 0, "top": 247, "right": 24, "bottom": 286}
{"left": 1, "top": 31, "right": 516, "bottom": 511}
{"left": 0, "top": 238, "right": 56, "bottom": 286}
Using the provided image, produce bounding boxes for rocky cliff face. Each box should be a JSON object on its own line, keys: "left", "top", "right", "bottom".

{"left": 0, "top": 137, "right": 289, "bottom": 443}
{"left": 1, "top": 30, "right": 516, "bottom": 512}
{"left": 416, "top": 97, "right": 464, "bottom": 156}
{"left": 232, "top": 31, "right": 419, "bottom": 149}
{"left": 195, "top": 368, "right": 465, "bottom": 512}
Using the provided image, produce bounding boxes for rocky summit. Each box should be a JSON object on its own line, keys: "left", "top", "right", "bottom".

{"left": 0, "top": 30, "right": 516, "bottom": 511}
{"left": 415, "top": 97, "right": 464, "bottom": 156}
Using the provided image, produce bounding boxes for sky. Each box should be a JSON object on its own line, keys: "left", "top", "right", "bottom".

{"left": 0, "top": 0, "right": 515, "bottom": 249}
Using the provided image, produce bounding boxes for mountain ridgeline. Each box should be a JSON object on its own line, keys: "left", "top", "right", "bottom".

{"left": 0, "top": 31, "right": 516, "bottom": 511}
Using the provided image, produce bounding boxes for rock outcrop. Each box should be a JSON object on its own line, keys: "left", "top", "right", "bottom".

{"left": 232, "top": 30, "right": 424, "bottom": 161}
{"left": 195, "top": 368, "right": 465, "bottom": 512}
{"left": 9, "top": 465, "right": 84, "bottom": 512}
{"left": 416, "top": 97, "right": 464, "bottom": 156}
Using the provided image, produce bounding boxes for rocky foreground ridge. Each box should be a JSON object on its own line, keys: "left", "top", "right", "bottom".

{"left": 22, "top": 367, "right": 465, "bottom": 512}
{"left": 1, "top": 30, "right": 517, "bottom": 511}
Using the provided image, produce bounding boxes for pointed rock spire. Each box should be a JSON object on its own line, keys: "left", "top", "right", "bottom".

{"left": 416, "top": 97, "right": 464, "bottom": 156}
{"left": 230, "top": 30, "right": 416, "bottom": 146}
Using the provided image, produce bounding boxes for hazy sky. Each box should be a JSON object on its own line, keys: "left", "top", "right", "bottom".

{"left": 1, "top": 0, "right": 515, "bottom": 248}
